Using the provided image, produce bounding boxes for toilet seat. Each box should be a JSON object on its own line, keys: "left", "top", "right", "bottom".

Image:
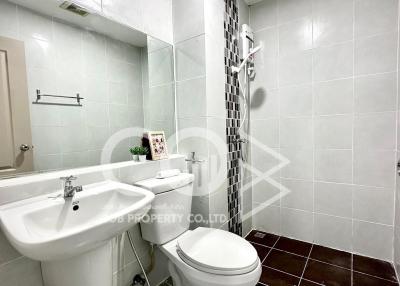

{"left": 176, "top": 227, "right": 259, "bottom": 275}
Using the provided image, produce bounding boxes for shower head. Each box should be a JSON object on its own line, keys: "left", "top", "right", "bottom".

{"left": 231, "top": 45, "right": 262, "bottom": 74}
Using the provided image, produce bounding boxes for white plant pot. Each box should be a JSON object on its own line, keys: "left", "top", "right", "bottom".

{"left": 132, "top": 154, "right": 139, "bottom": 161}
{"left": 138, "top": 155, "right": 147, "bottom": 162}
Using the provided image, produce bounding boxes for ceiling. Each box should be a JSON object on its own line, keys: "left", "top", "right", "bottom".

{"left": 8, "top": 0, "right": 148, "bottom": 47}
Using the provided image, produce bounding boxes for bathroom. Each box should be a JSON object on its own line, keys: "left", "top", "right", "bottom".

{"left": 0, "top": 0, "right": 399, "bottom": 285}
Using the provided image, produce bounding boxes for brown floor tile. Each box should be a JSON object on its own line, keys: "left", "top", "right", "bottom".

{"left": 251, "top": 242, "right": 270, "bottom": 261}
{"left": 246, "top": 230, "right": 280, "bottom": 247}
{"left": 263, "top": 249, "right": 307, "bottom": 277}
{"left": 309, "top": 244, "right": 351, "bottom": 269}
{"left": 274, "top": 236, "right": 312, "bottom": 257}
{"left": 353, "top": 272, "right": 399, "bottom": 286}
{"left": 353, "top": 254, "right": 397, "bottom": 282}
{"left": 299, "top": 280, "right": 321, "bottom": 286}
{"left": 303, "top": 260, "right": 351, "bottom": 286}
{"left": 260, "top": 266, "right": 300, "bottom": 286}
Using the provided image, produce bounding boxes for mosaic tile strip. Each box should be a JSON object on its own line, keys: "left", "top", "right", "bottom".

{"left": 224, "top": 0, "right": 242, "bottom": 236}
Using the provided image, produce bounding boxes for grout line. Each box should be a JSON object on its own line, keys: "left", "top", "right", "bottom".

{"left": 352, "top": 269, "right": 399, "bottom": 283}
{"left": 310, "top": 0, "right": 316, "bottom": 251}
{"left": 261, "top": 236, "right": 281, "bottom": 264}
{"left": 263, "top": 265, "right": 302, "bottom": 279}
{"left": 297, "top": 244, "right": 313, "bottom": 286}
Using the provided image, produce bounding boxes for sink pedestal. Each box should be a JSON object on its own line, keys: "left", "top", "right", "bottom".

{"left": 41, "top": 242, "right": 112, "bottom": 286}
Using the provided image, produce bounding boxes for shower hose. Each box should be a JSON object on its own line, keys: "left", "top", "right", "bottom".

{"left": 126, "top": 230, "right": 151, "bottom": 286}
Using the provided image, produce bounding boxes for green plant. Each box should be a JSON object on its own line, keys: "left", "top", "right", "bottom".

{"left": 129, "top": 146, "right": 148, "bottom": 156}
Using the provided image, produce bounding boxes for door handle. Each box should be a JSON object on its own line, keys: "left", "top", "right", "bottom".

{"left": 20, "top": 144, "right": 32, "bottom": 152}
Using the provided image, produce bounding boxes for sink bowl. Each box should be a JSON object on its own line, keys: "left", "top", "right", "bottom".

{"left": 0, "top": 180, "right": 155, "bottom": 261}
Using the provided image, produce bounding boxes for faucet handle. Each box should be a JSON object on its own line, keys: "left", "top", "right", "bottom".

{"left": 60, "top": 175, "right": 77, "bottom": 181}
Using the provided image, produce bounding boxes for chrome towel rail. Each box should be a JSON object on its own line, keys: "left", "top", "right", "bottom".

{"left": 32, "top": 89, "right": 84, "bottom": 107}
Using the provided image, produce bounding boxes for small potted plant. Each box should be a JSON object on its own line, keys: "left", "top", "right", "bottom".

{"left": 129, "top": 146, "right": 148, "bottom": 162}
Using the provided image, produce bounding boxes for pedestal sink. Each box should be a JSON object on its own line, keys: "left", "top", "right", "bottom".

{"left": 0, "top": 180, "right": 155, "bottom": 286}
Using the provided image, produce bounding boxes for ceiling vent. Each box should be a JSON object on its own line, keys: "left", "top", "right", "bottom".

{"left": 59, "top": 1, "right": 90, "bottom": 17}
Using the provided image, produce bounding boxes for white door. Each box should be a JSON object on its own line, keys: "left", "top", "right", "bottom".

{"left": 0, "top": 36, "right": 33, "bottom": 175}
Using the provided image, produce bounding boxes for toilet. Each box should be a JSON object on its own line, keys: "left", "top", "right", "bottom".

{"left": 135, "top": 172, "right": 262, "bottom": 286}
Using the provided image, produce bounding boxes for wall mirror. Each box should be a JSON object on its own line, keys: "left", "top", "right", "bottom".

{"left": 0, "top": 0, "right": 176, "bottom": 178}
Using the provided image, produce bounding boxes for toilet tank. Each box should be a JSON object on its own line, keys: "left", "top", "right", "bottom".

{"left": 135, "top": 173, "right": 194, "bottom": 245}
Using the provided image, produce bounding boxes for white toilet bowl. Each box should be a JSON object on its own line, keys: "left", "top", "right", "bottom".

{"left": 159, "top": 227, "right": 262, "bottom": 286}
{"left": 135, "top": 173, "right": 261, "bottom": 286}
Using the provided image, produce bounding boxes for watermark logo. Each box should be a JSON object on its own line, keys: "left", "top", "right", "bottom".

{"left": 100, "top": 126, "right": 291, "bottom": 226}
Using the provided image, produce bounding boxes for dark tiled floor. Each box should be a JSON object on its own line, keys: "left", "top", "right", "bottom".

{"left": 247, "top": 230, "right": 399, "bottom": 286}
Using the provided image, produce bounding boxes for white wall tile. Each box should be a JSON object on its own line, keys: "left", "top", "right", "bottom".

{"left": 0, "top": 1, "right": 18, "bottom": 38}
{"left": 173, "top": 0, "right": 204, "bottom": 43}
{"left": 176, "top": 77, "right": 207, "bottom": 118}
{"left": 102, "top": 0, "right": 144, "bottom": 32}
{"left": 354, "top": 112, "right": 396, "bottom": 150}
{"left": 279, "top": 51, "right": 312, "bottom": 86}
{"left": 314, "top": 115, "right": 353, "bottom": 149}
{"left": 313, "top": 0, "right": 354, "bottom": 47}
{"left": 314, "top": 182, "right": 353, "bottom": 218}
{"left": 353, "top": 220, "right": 393, "bottom": 261}
{"left": 279, "top": 18, "right": 312, "bottom": 56}
{"left": 250, "top": 0, "right": 278, "bottom": 31}
{"left": 281, "top": 208, "right": 313, "bottom": 242}
{"left": 354, "top": 150, "right": 396, "bottom": 188}
{"left": 252, "top": 180, "right": 282, "bottom": 206}
{"left": 255, "top": 27, "right": 279, "bottom": 59}
{"left": 281, "top": 179, "right": 313, "bottom": 211}
{"left": 0, "top": 230, "right": 21, "bottom": 265}
{"left": 24, "top": 37, "right": 55, "bottom": 70}
{"left": 314, "top": 79, "right": 354, "bottom": 115}
{"left": 355, "top": 72, "right": 397, "bottom": 113}
{"left": 0, "top": 257, "right": 43, "bottom": 286}
{"left": 175, "top": 35, "right": 206, "bottom": 81}
{"left": 314, "top": 214, "right": 352, "bottom": 252}
{"left": 280, "top": 84, "right": 312, "bottom": 116}
{"left": 252, "top": 59, "right": 279, "bottom": 90}
{"left": 251, "top": 147, "right": 282, "bottom": 175}
{"left": 281, "top": 148, "right": 313, "bottom": 180}
{"left": 142, "top": 0, "right": 173, "bottom": 44}
{"left": 278, "top": 0, "right": 312, "bottom": 24}
{"left": 31, "top": 126, "right": 62, "bottom": 156}
{"left": 355, "top": 0, "right": 399, "bottom": 38}
{"left": 353, "top": 186, "right": 394, "bottom": 225}
{"left": 253, "top": 204, "right": 281, "bottom": 235}
{"left": 280, "top": 117, "right": 313, "bottom": 148}
{"left": 313, "top": 41, "right": 353, "bottom": 82}
{"left": 18, "top": 6, "right": 53, "bottom": 41}
{"left": 148, "top": 46, "right": 174, "bottom": 86}
{"left": 315, "top": 149, "right": 353, "bottom": 184}
{"left": 251, "top": 119, "right": 280, "bottom": 148}
{"left": 355, "top": 32, "right": 397, "bottom": 76}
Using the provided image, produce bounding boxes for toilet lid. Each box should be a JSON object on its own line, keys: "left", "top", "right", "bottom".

{"left": 176, "top": 228, "right": 259, "bottom": 275}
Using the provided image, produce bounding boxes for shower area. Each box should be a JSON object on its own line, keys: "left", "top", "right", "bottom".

{"left": 227, "top": 0, "right": 400, "bottom": 284}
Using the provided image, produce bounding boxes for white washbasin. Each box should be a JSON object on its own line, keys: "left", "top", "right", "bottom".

{"left": 0, "top": 180, "right": 154, "bottom": 261}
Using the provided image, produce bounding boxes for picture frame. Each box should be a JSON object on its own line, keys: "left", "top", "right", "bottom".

{"left": 146, "top": 131, "right": 168, "bottom": 160}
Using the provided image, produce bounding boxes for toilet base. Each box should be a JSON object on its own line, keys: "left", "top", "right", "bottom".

{"left": 167, "top": 257, "right": 261, "bottom": 286}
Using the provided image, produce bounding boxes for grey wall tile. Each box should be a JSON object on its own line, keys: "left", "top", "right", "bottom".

{"left": 355, "top": 32, "right": 397, "bottom": 76}
{"left": 355, "top": 0, "right": 399, "bottom": 38}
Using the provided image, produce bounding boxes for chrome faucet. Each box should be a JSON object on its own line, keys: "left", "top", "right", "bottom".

{"left": 185, "top": 152, "right": 205, "bottom": 164}
{"left": 60, "top": 175, "right": 83, "bottom": 198}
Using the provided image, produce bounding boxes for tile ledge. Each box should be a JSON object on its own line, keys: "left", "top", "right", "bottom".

{"left": 0, "top": 155, "right": 185, "bottom": 188}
